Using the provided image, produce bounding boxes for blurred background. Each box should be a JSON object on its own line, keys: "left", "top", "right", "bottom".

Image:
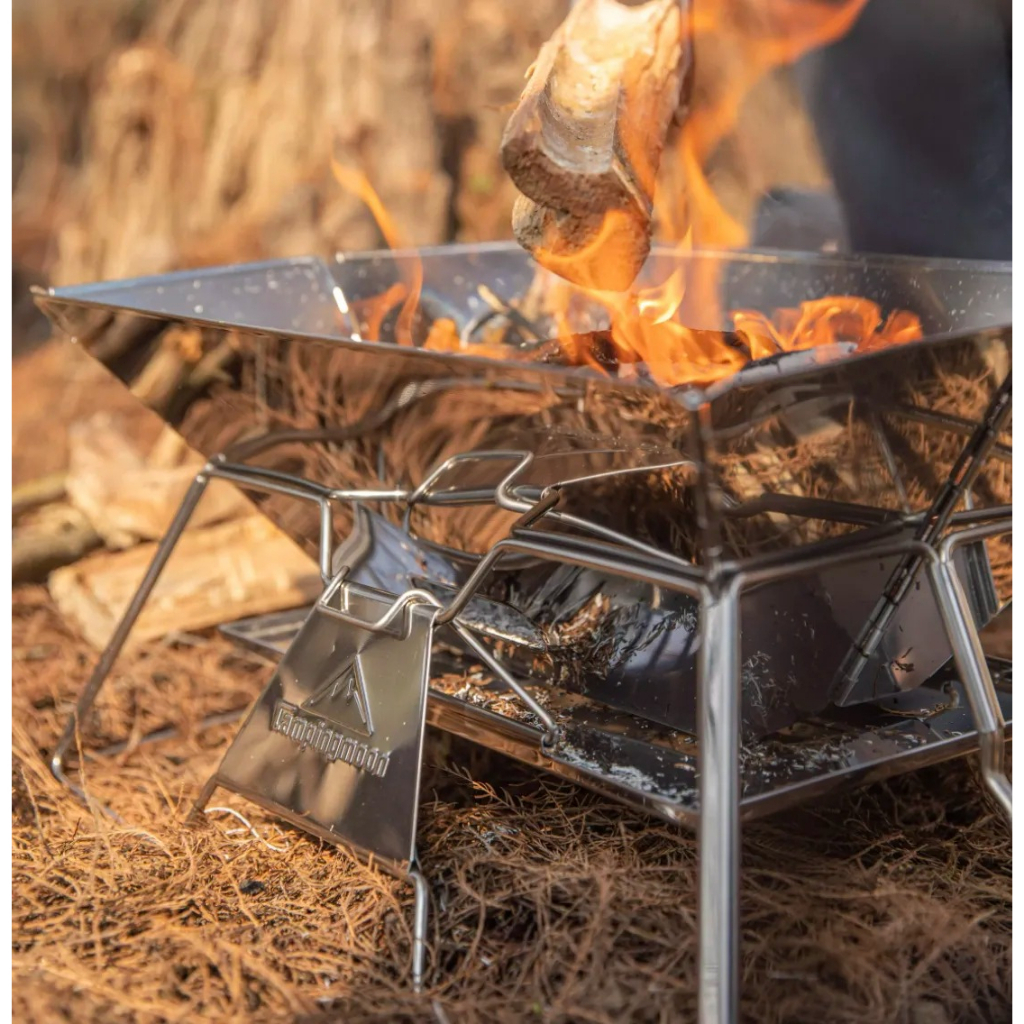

{"left": 12, "top": 0, "right": 842, "bottom": 322}
{"left": 14, "top": 0, "right": 1010, "bottom": 336}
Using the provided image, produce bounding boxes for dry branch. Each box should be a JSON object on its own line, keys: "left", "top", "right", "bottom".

{"left": 502, "top": 0, "right": 689, "bottom": 290}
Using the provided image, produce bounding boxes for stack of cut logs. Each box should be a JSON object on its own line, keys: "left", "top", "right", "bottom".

{"left": 13, "top": 414, "right": 321, "bottom": 648}
{"left": 501, "top": 0, "right": 690, "bottom": 291}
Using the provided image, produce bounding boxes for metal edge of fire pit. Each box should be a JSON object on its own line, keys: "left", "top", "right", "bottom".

{"left": 35, "top": 244, "right": 1012, "bottom": 409}
{"left": 218, "top": 609, "right": 1012, "bottom": 830}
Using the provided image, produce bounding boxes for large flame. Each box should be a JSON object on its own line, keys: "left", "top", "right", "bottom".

{"left": 333, "top": 0, "right": 923, "bottom": 389}
{"left": 673, "top": 0, "right": 873, "bottom": 252}
{"left": 517, "top": 0, "right": 920, "bottom": 387}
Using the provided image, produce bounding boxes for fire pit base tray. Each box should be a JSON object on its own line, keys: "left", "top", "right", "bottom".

{"left": 220, "top": 609, "right": 1012, "bottom": 829}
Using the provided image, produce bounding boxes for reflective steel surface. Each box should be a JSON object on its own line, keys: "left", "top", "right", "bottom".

{"left": 36, "top": 245, "right": 1011, "bottom": 736}
{"left": 211, "top": 580, "right": 437, "bottom": 868}
{"left": 325, "top": 499, "right": 995, "bottom": 737}
{"left": 219, "top": 607, "right": 1012, "bottom": 829}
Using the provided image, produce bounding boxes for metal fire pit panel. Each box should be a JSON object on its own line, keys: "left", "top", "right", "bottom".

{"left": 209, "top": 580, "right": 437, "bottom": 868}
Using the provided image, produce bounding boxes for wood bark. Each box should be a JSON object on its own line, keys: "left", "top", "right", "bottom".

{"left": 502, "top": 0, "right": 688, "bottom": 290}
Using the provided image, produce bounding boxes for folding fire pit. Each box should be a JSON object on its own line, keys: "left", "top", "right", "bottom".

{"left": 37, "top": 243, "right": 1012, "bottom": 1022}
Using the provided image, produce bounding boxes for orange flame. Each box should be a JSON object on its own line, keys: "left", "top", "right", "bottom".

{"left": 331, "top": 160, "right": 422, "bottom": 345}
{"left": 332, "top": 0, "right": 922, "bottom": 389}
{"left": 536, "top": 0, "right": 908, "bottom": 386}
{"left": 672, "top": 0, "right": 872, "bottom": 252}
{"left": 635, "top": 0, "right": 872, "bottom": 331}
{"left": 736, "top": 298, "right": 923, "bottom": 357}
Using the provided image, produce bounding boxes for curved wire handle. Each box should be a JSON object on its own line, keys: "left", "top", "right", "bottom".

{"left": 318, "top": 484, "right": 566, "bottom": 746}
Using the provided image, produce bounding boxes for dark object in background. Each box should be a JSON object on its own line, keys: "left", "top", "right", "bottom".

{"left": 793, "top": 0, "right": 1011, "bottom": 261}
{"left": 751, "top": 188, "right": 849, "bottom": 254}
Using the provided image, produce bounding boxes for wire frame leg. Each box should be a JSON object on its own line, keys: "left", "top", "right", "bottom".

{"left": 928, "top": 557, "right": 1012, "bottom": 820}
{"left": 49, "top": 473, "right": 212, "bottom": 801}
{"left": 192, "top": 777, "right": 433, "bottom": 992}
{"left": 697, "top": 578, "right": 742, "bottom": 1024}
{"left": 409, "top": 861, "right": 431, "bottom": 992}
{"left": 188, "top": 710, "right": 432, "bottom": 995}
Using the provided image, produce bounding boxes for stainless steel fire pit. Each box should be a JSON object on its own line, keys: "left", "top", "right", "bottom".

{"left": 36, "top": 243, "right": 1012, "bottom": 1022}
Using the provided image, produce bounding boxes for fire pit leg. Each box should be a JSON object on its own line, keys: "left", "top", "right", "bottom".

{"left": 409, "top": 860, "right": 430, "bottom": 992}
{"left": 49, "top": 472, "right": 213, "bottom": 806}
{"left": 190, "top": 778, "right": 434, "bottom": 992}
{"left": 929, "top": 524, "right": 1013, "bottom": 821}
{"left": 697, "top": 576, "right": 742, "bottom": 1024}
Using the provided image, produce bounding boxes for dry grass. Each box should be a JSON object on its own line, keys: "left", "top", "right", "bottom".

{"left": 12, "top": 578, "right": 1013, "bottom": 1024}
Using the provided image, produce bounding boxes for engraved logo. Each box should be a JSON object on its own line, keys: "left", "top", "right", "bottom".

{"left": 271, "top": 701, "right": 390, "bottom": 778}
{"left": 269, "top": 653, "right": 390, "bottom": 777}
{"left": 301, "top": 655, "right": 373, "bottom": 737}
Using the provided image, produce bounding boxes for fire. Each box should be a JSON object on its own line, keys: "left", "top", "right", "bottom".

{"left": 330, "top": 161, "right": 422, "bottom": 345}
{"left": 648, "top": 0, "right": 871, "bottom": 326}
{"left": 732, "top": 299, "right": 924, "bottom": 356}
{"left": 669, "top": 0, "right": 873, "bottom": 255}
{"left": 519, "top": 0, "right": 920, "bottom": 386}
{"left": 332, "top": 0, "right": 923, "bottom": 389}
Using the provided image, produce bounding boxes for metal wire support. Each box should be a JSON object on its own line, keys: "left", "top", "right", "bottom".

{"left": 50, "top": 473, "right": 213, "bottom": 802}
{"left": 49, "top": 438, "right": 582, "bottom": 795}
{"left": 689, "top": 512, "right": 1012, "bottom": 1024}
{"left": 686, "top": 366, "right": 1011, "bottom": 1024}
{"left": 409, "top": 859, "right": 431, "bottom": 992}
{"left": 835, "top": 372, "right": 1012, "bottom": 703}
{"left": 49, "top": 456, "right": 346, "bottom": 798}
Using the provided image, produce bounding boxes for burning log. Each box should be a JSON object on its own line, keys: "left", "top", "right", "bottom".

{"left": 501, "top": 0, "right": 689, "bottom": 291}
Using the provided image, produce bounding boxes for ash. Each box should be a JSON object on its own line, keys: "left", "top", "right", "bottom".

{"left": 554, "top": 741, "right": 698, "bottom": 805}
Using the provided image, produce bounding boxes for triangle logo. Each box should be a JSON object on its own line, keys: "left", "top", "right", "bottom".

{"left": 301, "top": 654, "right": 374, "bottom": 737}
